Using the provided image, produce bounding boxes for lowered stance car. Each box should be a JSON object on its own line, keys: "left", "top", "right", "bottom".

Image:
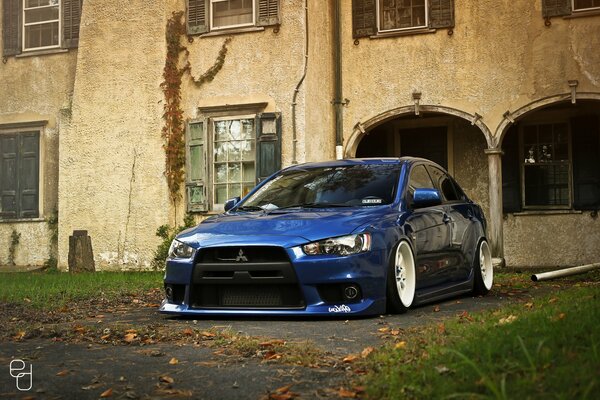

{"left": 160, "top": 158, "right": 493, "bottom": 316}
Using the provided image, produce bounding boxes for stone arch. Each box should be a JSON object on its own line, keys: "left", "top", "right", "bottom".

{"left": 344, "top": 105, "right": 493, "bottom": 158}
{"left": 494, "top": 92, "right": 600, "bottom": 148}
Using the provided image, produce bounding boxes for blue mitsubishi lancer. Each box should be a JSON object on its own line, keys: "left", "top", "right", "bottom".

{"left": 160, "top": 158, "right": 493, "bottom": 316}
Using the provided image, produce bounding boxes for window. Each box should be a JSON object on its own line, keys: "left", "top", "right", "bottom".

{"left": 378, "top": 0, "right": 427, "bottom": 32}
{"left": 2, "top": 0, "right": 82, "bottom": 57}
{"left": 406, "top": 164, "right": 434, "bottom": 205}
{"left": 427, "top": 166, "right": 463, "bottom": 202}
{"left": 573, "top": 0, "right": 600, "bottom": 11}
{"left": 186, "top": 111, "right": 281, "bottom": 212}
{"left": 23, "top": 0, "right": 60, "bottom": 51}
{"left": 187, "top": 0, "right": 279, "bottom": 35}
{"left": 211, "top": 0, "right": 254, "bottom": 30}
{"left": 521, "top": 123, "right": 571, "bottom": 208}
{"left": 0, "top": 131, "right": 39, "bottom": 219}
{"left": 352, "top": 0, "right": 454, "bottom": 39}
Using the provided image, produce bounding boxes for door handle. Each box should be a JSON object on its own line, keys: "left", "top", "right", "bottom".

{"left": 443, "top": 214, "right": 451, "bottom": 224}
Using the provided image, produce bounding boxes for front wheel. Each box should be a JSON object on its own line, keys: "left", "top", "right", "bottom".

{"left": 386, "top": 240, "right": 416, "bottom": 314}
{"left": 473, "top": 239, "right": 493, "bottom": 295}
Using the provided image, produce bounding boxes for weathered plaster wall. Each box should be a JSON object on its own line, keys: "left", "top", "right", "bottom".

{"left": 58, "top": 0, "right": 170, "bottom": 270}
{"left": 504, "top": 213, "right": 600, "bottom": 268}
{"left": 0, "top": 15, "right": 76, "bottom": 267}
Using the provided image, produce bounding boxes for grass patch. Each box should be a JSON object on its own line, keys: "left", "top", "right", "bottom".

{"left": 361, "top": 284, "right": 600, "bottom": 399}
{"left": 0, "top": 271, "right": 163, "bottom": 309}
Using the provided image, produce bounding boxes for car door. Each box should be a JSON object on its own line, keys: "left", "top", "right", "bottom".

{"left": 426, "top": 165, "right": 472, "bottom": 282}
{"left": 403, "top": 164, "right": 452, "bottom": 289}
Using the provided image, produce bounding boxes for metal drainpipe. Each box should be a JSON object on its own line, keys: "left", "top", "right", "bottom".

{"left": 291, "top": 0, "right": 308, "bottom": 165}
{"left": 333, "top": 0, "right": 344, "bottom": 160}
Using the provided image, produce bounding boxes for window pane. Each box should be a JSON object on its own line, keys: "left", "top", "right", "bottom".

{"left": 25, "top": 0, "right": 59, "bottom": 8}
{"left": 25, "top": 22, "right": 59, "bottom": 48}
{"left": 229, "top": 141, "right": 241, "bottom": 161}
{"left": 241, "top": 140, "right": 255, "bottom": 161}
{"left": 228, "top": 184, "right": 241, "bottom": 199}
{"left": 228, "top": 163, "right": 241, "bottom": 182}
{"left": 215, "top": 184, "right": 228, "bottom": 204}
{"left": 215, "top": 163, "right": 227, "bottom": 183}
{"left": 380, "top": 0, "right": 427, "bottom": 31}
{"left": 242, "top": 162, "right": 255, "bottom": 182}
{"left": 214, "top": 142, "right": 228, "bottom": 163}
{"left": 25, "top": 7, "right": 59, "bottom": 23}
{"left": 574, "top": 0, "right": 600, "bottom": 10}
{"left": 524, "top": 165, "right": 569, "bottom": 206}
{"left": 213, "top": 0, "right": 253, "bottom": 28}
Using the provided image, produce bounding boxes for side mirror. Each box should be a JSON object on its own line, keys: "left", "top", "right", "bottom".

{"left": 224, "top": 197, "right": 241, "bottom": 212}
{"left": 413, "top": 188, "right": 442, "bottom": 208}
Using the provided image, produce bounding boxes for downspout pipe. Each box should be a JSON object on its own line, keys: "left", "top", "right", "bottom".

{"left": 291, "top": 0, "right": 308, "bottom": 165}
{"left": 333, "top": 0, "right": 344, "bottom": 160}
{"left": 531, "top": 262, "right": 600, "bottom": 282}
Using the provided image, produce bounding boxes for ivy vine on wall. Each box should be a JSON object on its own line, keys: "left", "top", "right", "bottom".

{"left": 160, "top": 11, "right": 232, "bottom": 203}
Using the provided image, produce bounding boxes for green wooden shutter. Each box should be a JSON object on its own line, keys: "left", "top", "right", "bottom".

{"left": 352, "top": 0, "right": 376, "bottom": 39}
{"left": 2, "top": 0, "right": 21, "bottom": 57}
{"left": 542, "top": 0, "right": 572, "bottom": 18}
{"left": 257, "top": 0, "right": 280, "bottom": 27}
{"left": 255, "top": 112, "right": 282, "bottom": 183}
{"left": 571, "top": 116, "right": 600, "bottom": 210}
{"left": 63, "top": 0, "right": 83, "bottom": 49}
{"left": 0, "top": 135, "right": 18, "bottom": 218}
{"left": 502, "top": 126, "right": 522, "bottom": 213}
{"left": 18, "top": 133, "right": 39, "bottom": 218}
{"left": 429, "top": 0, "right": 455, "bottom": 29}
{"left": 186, "top": 120, "right": 208, "bottom": 212}
{"left": 188, "top": 0, "right": 208, "bottom": 35}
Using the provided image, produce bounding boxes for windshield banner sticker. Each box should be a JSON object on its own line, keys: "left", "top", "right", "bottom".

{"left": 328, "top": 304, "right": 352, "bottom": 313}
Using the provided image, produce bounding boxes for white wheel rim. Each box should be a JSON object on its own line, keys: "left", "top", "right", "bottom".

{"left": 395, "top": 241, "right": 415, "bottom": 307}
{"left": 479, "top": 240, "right": 493, "bottom": 290}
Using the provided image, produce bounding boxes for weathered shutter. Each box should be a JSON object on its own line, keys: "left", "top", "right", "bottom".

{"left": 2, "top": 0, "right": 21, "bottom": 57}
{"left": 542, "top": 0, "right": 572, "bottom": 18}
{"left": 0, "top": 134, "right": 18, "bottom": 218}
{"left": 18, "top": 133, "right": 39, "bottom": 218}
{"left": 502, "top": 126, "right": 522, "bottom": 213}
{"left": 429, "top": 0, "right": 455, "bottom": 29}
{"left": 186, "top": 120, "right": 208, "bottom": 212}
{"left": 187, "top": 0, "right": 208, "bottom": 35}
{"left": 352, "top": 0, "right": 376, "bottom": 39}
{"left": 63, "top": 0, "right": 83, "bottom": 48}
{"left": 257, "top": 0, "right": 280, "bottom": 27}
{"left": 571, "top": 116, "right": 600, "bottom": 210}
{"left": 255, "top": 112, "right": 282, "bottom": 183}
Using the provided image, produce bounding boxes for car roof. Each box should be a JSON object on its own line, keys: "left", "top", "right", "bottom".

{"left": 283, "top": 157, "right": 441, "bottom": 172}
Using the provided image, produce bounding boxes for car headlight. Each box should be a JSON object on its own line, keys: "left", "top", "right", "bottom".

{"left": 168, "top": 239, "right": 196, "bottom": 259}
{"left": 303, "top": 233, "right": 371, "bottom": 256}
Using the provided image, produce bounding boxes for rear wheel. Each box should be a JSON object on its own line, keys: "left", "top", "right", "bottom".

{"left": 386, "top": 241, "right": 416, "bottom": 314}
{"left": 473, "top": 239, "right": 493, "bottom": 295}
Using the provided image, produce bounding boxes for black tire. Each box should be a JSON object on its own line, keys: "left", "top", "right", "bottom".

{"left": 386, "top": 241, "right": 416, "bottom": 314}
{"left": 473, "top": 239, "right": 494, "bottom": 295}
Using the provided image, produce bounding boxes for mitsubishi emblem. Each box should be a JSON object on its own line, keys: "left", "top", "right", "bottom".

{"left": 235, "top": 249, "right": 248, "bottom": 262}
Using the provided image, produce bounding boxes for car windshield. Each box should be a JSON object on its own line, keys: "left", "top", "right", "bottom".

{"left": 240, "top": 163, "right": 401, "bottom": 210}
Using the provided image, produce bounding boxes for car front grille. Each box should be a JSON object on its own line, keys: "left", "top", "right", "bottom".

{"left": 190, "top": 246, "right": 305, "bottom": 309}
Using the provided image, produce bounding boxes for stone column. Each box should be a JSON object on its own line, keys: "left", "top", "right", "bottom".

{"left": 484, "top": 148, "right": 505, "bottom": 266}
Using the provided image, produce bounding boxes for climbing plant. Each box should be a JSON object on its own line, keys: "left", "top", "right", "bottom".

{"left": 160, "top": 11, "right": 232, "bottom": 204}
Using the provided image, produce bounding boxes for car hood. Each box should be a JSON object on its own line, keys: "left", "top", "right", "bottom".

{"left": 177, "top": 207, "right": 390, "bottom": 248}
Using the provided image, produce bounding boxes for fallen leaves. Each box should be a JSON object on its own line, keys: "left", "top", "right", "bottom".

{"left": 159, "top": 375, "right": 175, "bottom": 384}
{"left": 267, "top": 384, "right": 299, "bottom": 400}
{"left": 12, "top": 331, "right": 26, "bottom": 341}
{"left": 56, "top": 370, "right": 69, "bottom": 377}
{"left": 498, "top": 315, "right": 518, "bottom": 325}
{"left": 100, "top": 388, "right": 113, "bottom": 398}
{"left": 394, "top": 341, "right": 407, "bottom": 350}
{"left": 360, "top": 346, "right": 374, "bottom": 358}
{"left": 169, "top": 357, "right": 179, "bottom": 365}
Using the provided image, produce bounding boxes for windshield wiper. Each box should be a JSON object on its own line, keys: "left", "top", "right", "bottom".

{"left": 274, "top": 202, "right": 351, "bottom": 210}
{"left": 234, "top": 205, "right": 264, "bottom": 212}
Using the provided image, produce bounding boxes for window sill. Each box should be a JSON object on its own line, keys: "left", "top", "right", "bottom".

{"left": 369, "top": 28, "right": 437, "bottom": 40}
{"left": 509, "top": 210, "right": 583, "bottom": 216}
{"left": 0, "top": 217, "right": 46, "bottom": 224}
{"left": 16, "top": 48, "right": 69, "bottom": 58}
{"left": 200, "top": 26, "right": 264, "bottom": 38}
{"left": 564, "top": 9, "right": 600, "bottom": 19}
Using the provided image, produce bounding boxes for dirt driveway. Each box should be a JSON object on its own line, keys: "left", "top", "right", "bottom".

{"left": 0, "top": 275, "right": 546, "bottom": 399}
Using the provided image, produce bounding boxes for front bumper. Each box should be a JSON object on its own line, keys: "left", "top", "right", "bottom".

{"left": 160, "top": 245, "right": 388, "bottom": 316}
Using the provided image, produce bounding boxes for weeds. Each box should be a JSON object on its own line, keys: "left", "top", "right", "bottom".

{"left": 152, "top": 214, "right": 195, "bottom": 270}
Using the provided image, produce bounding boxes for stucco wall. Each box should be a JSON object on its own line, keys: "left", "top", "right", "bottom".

{"left": 58, "top": 0, "right": 171, "bottom": 270}
{"left": 0, "top": 15, "right": 76, "bottom": 267}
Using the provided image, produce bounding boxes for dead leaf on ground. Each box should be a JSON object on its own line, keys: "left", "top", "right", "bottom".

{"left": 498, "top": 315, "right": 517, "bottom": 325}
{"left": 12, "top": 331, "right": 26, "bottom": 341}
{"left": 159, "top": 375, "right": 175, "bottom": 384}
{"left": 169, "top": 357, "right": 179, "bottom": 365}
{"left": 524, "top": 302, "right": 534, "bottom": 309}
{"left": 390, "top": 329, "right": 400, "bottom": 336}
{"left": 260, "top": 340, "right": 286, "bottom": 348}
{"left": 56, "top": 370, "right": 69, "bottom": 377}
{"left": 437, "top": 323, "right": 446, "bottom": 335}
{"left": 263, "top": 351, "right": 282, "bottom": 361}
{"left": 182, "top": 328, "right": 194, "bottom": 336}
{"left": 377, "top": 327, "right": 390, "bottom": 333}
{"left": 549, "top": 297, "right": 558, "bottom": 304}
{"left": 201, "top": 331, "right": 216, "bottom": 338}
{"left": 557, "top": 313, "right": 566, "bottom": 320}
{"left": 342, "top": 354, "right": 359, "bottom": 363}
{"left": 361, "top": 346, "right": 374, "bottom": 358}
{"left": 338, "top": 387, "right": 358, "bottom": 398}
{"left": 123, "top": 333, "right": 138, "bottom": 343}
{"left": 395, "top": 341, "right": 407, "bottom": 349}
{"left": 100, "top": 388, "right": 113, "bottom": 398}
{"left": 433, "top": 305, "right": 440, "bottom": 312}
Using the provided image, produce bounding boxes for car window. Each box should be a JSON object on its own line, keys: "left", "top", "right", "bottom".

{"left": 242, "top": 164, "right": 401, "bottom": 209}
{"left": 406, "top": 164, "right": 434, "bottom": 201}
{"left": 427, "top": 166, "right": 460, "bottom": 202}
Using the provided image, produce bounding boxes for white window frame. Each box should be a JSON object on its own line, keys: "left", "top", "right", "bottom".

{"left": 210, "top": 114, "right": 257, "bottom": 211}
{"left": 376, "top": 0, "right": 428, "bottom": 33}
{"left": 572, "top": 0, "right": 600, "bottom": 12}
{"left": 210, "top": 0, "right": 256, "bottom": 31}
{"left": 22, "top": 0, "right": 61, "bottom": 52}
